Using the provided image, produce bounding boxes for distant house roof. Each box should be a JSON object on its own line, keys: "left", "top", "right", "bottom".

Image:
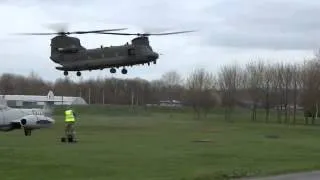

{"left": 0, "top": 90, "right": 87, "bottom": 105}
{"left": 160, "top": 100, "right": 182, "bottom": 103}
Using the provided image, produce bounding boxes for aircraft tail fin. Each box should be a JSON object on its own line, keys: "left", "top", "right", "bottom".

{"left": 43, "top": 90, "right": 55, "bottom": 117}
{"left": 0, "top": 95, "right": 8, "bottom": 106}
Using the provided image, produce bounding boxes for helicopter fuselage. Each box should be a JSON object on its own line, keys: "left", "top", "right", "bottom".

{"left": 52, "top": 45, "right": 158, "bottom": 70}
{"left": 50, "top": 35, "right": 159, "bottom": 76}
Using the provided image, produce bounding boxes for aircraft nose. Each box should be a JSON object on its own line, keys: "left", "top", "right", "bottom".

{"left": 148, "top": 52, "right": 159, "bottom": 60}
{"left": 47, "top": 117, "right": 55, "bottom": 124}
{"left": 154, "top": 53, "right": 159, "bottom": 59}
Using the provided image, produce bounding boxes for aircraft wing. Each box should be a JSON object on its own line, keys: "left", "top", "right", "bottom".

{"left": 0, "top": 95, "right": 7, "bottom": 106}
{"left": 10, "top": 118, "right": 21, "bottom": 123}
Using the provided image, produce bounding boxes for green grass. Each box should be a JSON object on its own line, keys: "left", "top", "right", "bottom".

{"left": 1, "top": 106, "right": 320, "bottom": 180}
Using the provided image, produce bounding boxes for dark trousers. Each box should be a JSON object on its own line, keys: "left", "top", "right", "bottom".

{"left": 65, "top": 122, "right": 75, "bottom": 138}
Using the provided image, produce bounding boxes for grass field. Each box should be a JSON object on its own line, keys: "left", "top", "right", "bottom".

{"left": 1, "top": 105, "right": 320, "bottom": 180}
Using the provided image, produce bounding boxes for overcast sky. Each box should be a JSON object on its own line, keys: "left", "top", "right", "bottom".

{"left": 0, "top": 0, "right": 318, "bottom": 82}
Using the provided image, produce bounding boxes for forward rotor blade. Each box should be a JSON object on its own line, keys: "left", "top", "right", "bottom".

{"left": 70, "top": 28, "right": 128, "bottom": 34}
{"left": 11, "top": 28, "right": 128, "bottom": 36}
{"left": 13, "top": 32, "right": 60, "bottom": 35}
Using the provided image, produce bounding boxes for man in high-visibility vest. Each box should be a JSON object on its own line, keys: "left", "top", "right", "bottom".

{"left": 64, "top": 107, "right": 77, "bottom": 142}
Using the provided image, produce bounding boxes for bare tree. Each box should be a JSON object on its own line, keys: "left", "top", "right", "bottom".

{"left": 185, "top": 68, "right": 218, "bottom": 119}
{"left": 149, "top": 79, "right": 166, "bottom": 103}
{"left": 161, "top": 70, "right": 183, "bottom": 87}
{"left": 245, "top": 60, "right": 265, "bottom": 121}
{"left": 271, "top": 63, "right": 286, "bottom": 124}
{"left": 291, "top": 63, "right": 301, "bottom": 124}
{"left": 217, "top": 63, "right": 243, "bottom": 121}
{"left": 300, "top": 59, "right": 320, "bottom": 125}
{"left": 161, "top": 70, "right": 184, "bottom": 102}
{"left": 261, "top": 63, "right": 274, "bottom": 122}
{"left": 283, "top": 64, "right": 294, "bottom": 123}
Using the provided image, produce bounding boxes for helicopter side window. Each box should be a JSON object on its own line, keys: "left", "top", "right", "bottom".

{"left": 56, "top": 46, "right": 79, "bottom": 54}
{"left": 128, "top": 48, "right": 135, "bottom": 56}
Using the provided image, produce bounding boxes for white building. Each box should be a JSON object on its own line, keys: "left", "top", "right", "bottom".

{"left": 159, "top": 100, "right": 183, "bottom": 107}
{"left": 0, "top": 90, "right": 87, "bottom": 107}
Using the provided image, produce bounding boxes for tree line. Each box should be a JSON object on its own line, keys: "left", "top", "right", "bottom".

{"left": 1, "top": 53, "right": 320, "bottom": 123}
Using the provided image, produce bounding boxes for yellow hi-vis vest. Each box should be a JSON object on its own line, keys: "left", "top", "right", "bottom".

{"left": 65, "top": 110, "right": 75, "bottom": 122}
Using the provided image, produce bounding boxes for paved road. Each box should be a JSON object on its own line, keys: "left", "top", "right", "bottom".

{"left": 243, "top": 171, "right": 320, "bottom": 180}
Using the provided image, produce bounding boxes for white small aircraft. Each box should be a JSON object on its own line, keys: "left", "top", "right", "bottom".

{"left": 0, "top": 97, "right": 55, "bottom": 136}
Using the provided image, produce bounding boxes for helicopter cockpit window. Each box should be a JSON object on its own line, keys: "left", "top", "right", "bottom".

{"left": 56, "top": 46, "right": 79, "bottom": 54}
{"left": 144, "top": 46, "right": 152, "bottom": 51}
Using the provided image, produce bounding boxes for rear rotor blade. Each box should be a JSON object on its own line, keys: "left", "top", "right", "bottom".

{"left": 98, "top": 30, "right": 196, "bottom": 36}
{"left": 97, "top": 32, "right": 138, "bottom": 35}
{"left": 144, "top": 30, "right": 196, "bottom": 35}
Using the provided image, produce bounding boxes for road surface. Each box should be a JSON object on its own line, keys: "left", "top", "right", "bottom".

{"left": 243, "top": 171, "right": 320, "bottom": 180}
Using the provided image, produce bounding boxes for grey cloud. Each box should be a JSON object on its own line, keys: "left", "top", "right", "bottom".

{"left": 204, "top": 0, "right": 320, "bottom": 50}
{"left": 207, "top": 29, "right": 320, "bottom": 50}
{"left": 33, "top": 0, "right": 211, "bottom": 31}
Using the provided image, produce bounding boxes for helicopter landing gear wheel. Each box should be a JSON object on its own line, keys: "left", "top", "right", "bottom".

{"left": 76, "top": 71, "right": 81, "bottom": 76}
{"left": 63, "top": 71, "right": 68, "bottom": 76}
{"left": 153, "top": 60, "right": 156, "bottom": 64}
{"left": 110, "top": 68, "right": 116, "bottom": 74}
{"left": 121, "top": 68, "right": 127, "bottom": 74}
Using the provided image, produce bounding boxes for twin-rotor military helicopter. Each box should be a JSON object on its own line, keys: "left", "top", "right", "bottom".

{"left": 16, "top": 26, "right": 195, "bottom": 77}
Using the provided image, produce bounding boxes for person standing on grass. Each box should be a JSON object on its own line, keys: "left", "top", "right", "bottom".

{"left": 64, "top": 106, "right": 77, "bottom": 142}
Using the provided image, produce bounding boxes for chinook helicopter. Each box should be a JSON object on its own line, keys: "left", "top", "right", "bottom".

{"left": 16, "top": 27, "right": 194, "bottom": 76}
